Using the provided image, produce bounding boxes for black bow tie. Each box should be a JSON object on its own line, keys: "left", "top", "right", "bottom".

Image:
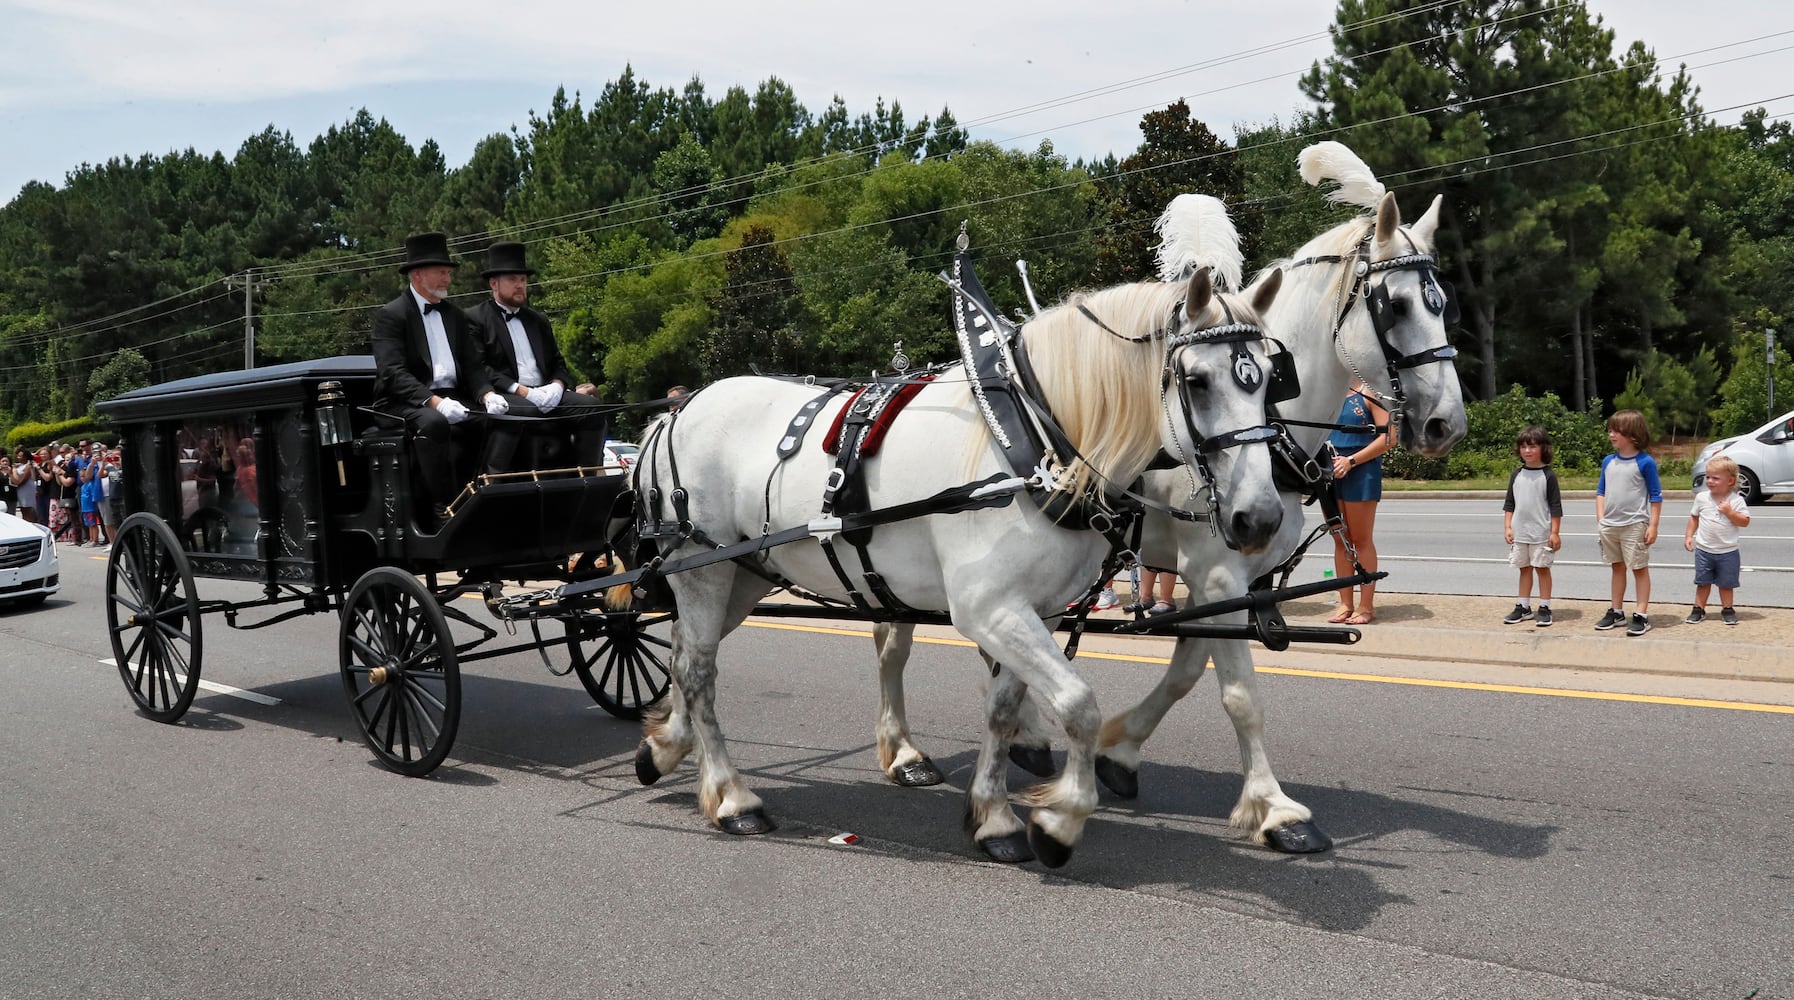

{"left": 422, "top": 301, "right": 440, "bottom": 314}
{"left": 500, "top": 310, "right": 520, "bottom": 323}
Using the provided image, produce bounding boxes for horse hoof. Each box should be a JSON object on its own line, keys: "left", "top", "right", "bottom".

{"left": 633, "top": 741, "right": 662, "bottom": 786}
{"left": 1008, "top": 745, "right": 1055, "bottom": 777}
{"left": 1265, "top": 820, "right": 1333, "bottom": 854}
{"left": 1026, "top": 821, "right": 1075, "bottom": 869}
{"left": 1094, "top": 756, "right": 1139, "bottom": 799}
{"left": 891, "top": 756, "right": 945, "bottom": 787}
{"left": 718, "top": 809, "right": 777, "bottom": 836}
{"left": 977, "top": 832, "right": 1035, "bottom": 864}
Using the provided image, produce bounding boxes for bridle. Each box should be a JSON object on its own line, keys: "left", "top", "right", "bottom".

{"left": 1288, "top": 230, "right": 1460, "bottom": 440}
{"left": 1080, "top": 289, "right": 1282, "bottom": 549}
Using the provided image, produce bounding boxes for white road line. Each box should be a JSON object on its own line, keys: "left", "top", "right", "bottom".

{"left": 98, "top": 658, "right": 282, "bottom": 706}
{"left": 1376, "top": 555, "right": 1794, "bottom": 573}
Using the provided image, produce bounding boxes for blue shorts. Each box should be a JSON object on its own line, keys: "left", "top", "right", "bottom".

{"left": 1335, "top": 460, "right": 1382, "bottom": 502}
{"left": 1693, "top": 549, "right": 1740, "bottom": 589}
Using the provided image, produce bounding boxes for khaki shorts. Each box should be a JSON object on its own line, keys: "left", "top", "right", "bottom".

{"left": 1509, "top": 541, "right": 1556, "bottom": 569}
{"left": 1598, "top": 522, "right": 1651, "bottom": 570}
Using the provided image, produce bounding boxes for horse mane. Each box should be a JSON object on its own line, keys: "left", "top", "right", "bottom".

{"left": 1013, "top": 281, "right": 1186, "bottom": 499}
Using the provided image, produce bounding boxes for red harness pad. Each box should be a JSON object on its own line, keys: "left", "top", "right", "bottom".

{"left": 822, "top": 374, "right": 936, "bottom": 457}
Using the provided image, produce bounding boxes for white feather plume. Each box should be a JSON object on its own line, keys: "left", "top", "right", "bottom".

{"left": 1296, "top": 141, "right": 1386, "bottom": 211}
{"left": 1153, "top": 193, "right": 1243, "bottom": 290}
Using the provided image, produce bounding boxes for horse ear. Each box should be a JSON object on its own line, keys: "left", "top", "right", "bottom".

{"left": 1184, "top": 266, "right": 1214, "bottom": 317}
{"left": 1249, "top": 268, "right": 1283, "bottom": 315}
{"left": 1374, "top": 191, "right": 1402, "bottom": 248}
{"left": 1409, "top": 194, "right": 1445, "bottom": 247}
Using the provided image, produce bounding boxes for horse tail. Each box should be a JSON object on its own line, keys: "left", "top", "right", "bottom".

{"left": 1297, "top": 141, "right": 1386, "bottom": 211}
{"left": 1154, "top": 193, "right": 1242, "bottom": 290}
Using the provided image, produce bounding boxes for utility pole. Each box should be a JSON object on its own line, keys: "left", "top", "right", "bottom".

{"left": 1768, "top": 329, "right": 1778, "bottom": 418}
{"left": 242, "top": 267, "right": 256, "bottom": 370}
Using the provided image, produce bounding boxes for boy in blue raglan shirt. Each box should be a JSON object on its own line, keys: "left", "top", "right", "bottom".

{"left": 1593, "top": 409, "right": 1663, "bottom": 636}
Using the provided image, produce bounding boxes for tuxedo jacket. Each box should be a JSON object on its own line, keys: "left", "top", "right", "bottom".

{"left": 466, "top": 298, "right": 576, "bottom": 392}
{"left": 371, "top": 291, "right": 494, "bottom": 409}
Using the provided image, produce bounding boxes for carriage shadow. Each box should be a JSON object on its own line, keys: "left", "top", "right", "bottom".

{"left": 197, "top": 667, "right": 649, "bottom": 781}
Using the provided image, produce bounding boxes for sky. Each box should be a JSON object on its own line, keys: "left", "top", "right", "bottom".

{"left": 0, "top": 1, "right": 1788, "bottom": 206}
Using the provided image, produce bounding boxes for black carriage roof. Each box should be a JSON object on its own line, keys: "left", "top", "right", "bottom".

{"left": 97, "top": 355, "right": 376, "bottom": 424}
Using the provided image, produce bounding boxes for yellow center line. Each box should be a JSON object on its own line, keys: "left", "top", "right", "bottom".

{"left": 743, "top": 619, "right": 1794, "bottom": 715}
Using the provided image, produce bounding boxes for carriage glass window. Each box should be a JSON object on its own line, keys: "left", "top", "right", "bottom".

{"left": 174, "top": 417, "right": 258, "bottom": 555}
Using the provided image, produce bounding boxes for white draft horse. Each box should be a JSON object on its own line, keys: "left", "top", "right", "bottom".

{"left": 868, "top": 143, "right": 1469, "bottom": 854}
{"left": 631, "top": 258, "right": 1287, "bottom": 867}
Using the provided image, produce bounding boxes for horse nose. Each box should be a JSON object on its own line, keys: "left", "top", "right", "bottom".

{"left": 1419, "top": 415, "right": 1466, "bottom": 456}
{"left": 1230, "top": 503, "right": 1283, "bottom": 555}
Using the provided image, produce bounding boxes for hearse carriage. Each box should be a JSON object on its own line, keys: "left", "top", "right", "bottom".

{"left": 96, "top": 356, "right": 670, "bottom": 775}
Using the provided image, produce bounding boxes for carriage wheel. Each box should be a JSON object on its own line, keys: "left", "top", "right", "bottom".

{"left": 106, "top": 512, "right": 203, "bottom": 723}
{"left": 565, "top": 610, "right": 674, "bottom": 719}
{"left": 339, "top": 568, "right": 461, "bottom": 776}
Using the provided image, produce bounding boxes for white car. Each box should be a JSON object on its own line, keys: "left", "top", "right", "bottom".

{"left": 0, "top": 504, "right": 59, "bottom": 608}
{"left": 603, "top": 440, "right": 639, "bottom": 474}
{"left": 1691, "top": 409, "right": 1794, "bottom": 502}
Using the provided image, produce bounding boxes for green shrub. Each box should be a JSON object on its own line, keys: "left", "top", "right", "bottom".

{"left": 1460, "top": 385, "right": 1610, "bottom": 474}
{"left": 5, "top": 416, "right": 108, "bottom": 451}
{"left": 1384, "top": 386, "right": 1609, "bottom": 480}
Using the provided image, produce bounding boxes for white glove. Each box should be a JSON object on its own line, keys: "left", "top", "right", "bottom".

{"left": 483, "top": 393, "right": 510, "bottom": 416}
{"left": 437, "top": 398, "right": 470, "bottom": 424}
{"left": 529, "top": 382, "right": 564, "bottom": 413}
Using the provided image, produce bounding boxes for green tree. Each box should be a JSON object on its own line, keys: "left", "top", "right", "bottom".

{"left": 702, "top": 224, "right": 805, "bottom": 379}
{"left": 1091, "top": 101, "right": 1245, "bottom": 286}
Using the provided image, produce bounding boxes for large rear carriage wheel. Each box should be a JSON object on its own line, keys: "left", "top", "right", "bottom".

{"left": 106, "top": 513, "right": 203, "bottom": 723}
{"left": 339, "top": 568, "right": 461, "bottom": 776}
{"left": 565, "top": 610, "right": 673, "bottom": 719}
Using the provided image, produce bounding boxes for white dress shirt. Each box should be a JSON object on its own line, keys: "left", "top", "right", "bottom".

{"left": 411, "top": 288, "right": 457, "bottom": 390}
{"left": 498, "top": 302, "right": 543, "bottom": 389}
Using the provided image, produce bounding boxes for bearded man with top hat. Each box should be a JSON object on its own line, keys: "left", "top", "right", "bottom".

{"left": 370, "top": 232, "right": 514, "bottom": 525}
{"left": 465, "top": 240, "right": 606, "bottom": 469}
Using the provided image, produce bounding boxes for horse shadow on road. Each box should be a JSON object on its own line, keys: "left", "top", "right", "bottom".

{"left": 552, "top": 736, "right": 1557, "bottom": 934}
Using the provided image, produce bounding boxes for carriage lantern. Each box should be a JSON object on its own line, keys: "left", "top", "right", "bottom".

{"left": 315, "top": 380, "right": 353, "bottom": 485}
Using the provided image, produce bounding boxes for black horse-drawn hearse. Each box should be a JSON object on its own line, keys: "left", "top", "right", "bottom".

{"left": 97, "top": 356, "right": 669, "bottom": 775}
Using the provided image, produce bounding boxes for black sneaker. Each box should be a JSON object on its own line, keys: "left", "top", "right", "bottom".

{"left": 1534, "top": 606, "right": 1553, "bottom": 627}
{"left": 1502, "top": 603, "right": 1533, "bottom": 625}
{"left": 1626, "top": 612, "right": 1652, "bottom": 637}
{"left": 1684, "top": 607, "right": 1706, "bottom": 625}
{"left": 1594, "top": 608, "right": 1625, "bottom": 631}
{"left": 1722, "top": 607, "right": 1739, "bottom": 626}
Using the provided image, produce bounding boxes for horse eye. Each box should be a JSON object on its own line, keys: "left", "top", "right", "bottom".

{"left": 1183, "top": 371, "right": 1211, "bottom": 394}
{"left": 1390, "top": 297, "right": 1411, "bottom": 318}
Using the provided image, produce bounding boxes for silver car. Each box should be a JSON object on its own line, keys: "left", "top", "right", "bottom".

{"left": 1691, "top": 409, "right": 1794, "bottom": 502}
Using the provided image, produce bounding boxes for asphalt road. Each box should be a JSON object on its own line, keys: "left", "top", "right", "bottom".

{"left": 3, "top": 547, "right": 1791, "bottom": 998}
{"left": 1291, "top": 495, "right": 1794, "bottom": 608}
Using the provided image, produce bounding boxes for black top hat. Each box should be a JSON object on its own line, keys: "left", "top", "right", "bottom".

{"left": 481, "top": 241, "right": 537, "bottom": 279}
{"left": 399, "top": 232, "right": 458, "bottom": 273}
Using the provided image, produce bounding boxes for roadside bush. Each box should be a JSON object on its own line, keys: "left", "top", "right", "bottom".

{"left": 1384, "top": 385, "right": 1610, "bottom": 479}
{"left": 5, "top": 416, "right": 107, "bottom": 451}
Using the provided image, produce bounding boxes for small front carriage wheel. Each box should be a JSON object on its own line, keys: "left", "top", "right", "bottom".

{"left": 339, "top": 567, "right": 461, "bottom": 776}
{"left": 106, "top": 512, "right": 203, "bottom": 723}
{"left": 565, "top": 610, "right": 674, "bottom": 719}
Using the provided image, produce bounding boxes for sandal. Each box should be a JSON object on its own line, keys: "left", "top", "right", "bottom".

{"left": 1146, "top": 601, "right": 1176, "bottom": 616}
{"left": 1326, "top": 607, "right": 1355, "bottom": 624}
{"left": 1345, "top": 611, "right": 1375, "bottom": 626}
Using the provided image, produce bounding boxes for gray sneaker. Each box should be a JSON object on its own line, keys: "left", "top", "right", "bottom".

{"left": 1534, "top": 605, "right": 1553, "bottom": 627}
{"left": 1594, "top": 608, "right": 1626, "bottom": 631}
{"left": 1626, "top": 612, "right": 1652, "bottom": 637}
{"left": 1502, "top": 603, "right": 1533, "bottom": 625}
{"left": 1684, "top": 607, "right": 1706, "bottom": 625}
{"left": 1722, "top": 607, "right": 1739, "bottom": 626}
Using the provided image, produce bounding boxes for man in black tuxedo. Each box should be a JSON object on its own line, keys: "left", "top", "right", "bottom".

{"left": 465, "top": 241, "right": 606, "bottom": 469}
{"left": 370, "top": 232, "right": 512, "bottom": 523}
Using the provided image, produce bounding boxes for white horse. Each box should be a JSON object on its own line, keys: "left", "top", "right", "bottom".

{"left": 631, "top": 261, "right": 1287, "bottom": 868}
{"left": 870, "top": 142, "right": 1469, "bottom": 854}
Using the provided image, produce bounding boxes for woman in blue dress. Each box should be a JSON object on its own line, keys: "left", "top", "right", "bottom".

{"left": 1327, "top": 380, "right": 1394, "bottom": 625}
